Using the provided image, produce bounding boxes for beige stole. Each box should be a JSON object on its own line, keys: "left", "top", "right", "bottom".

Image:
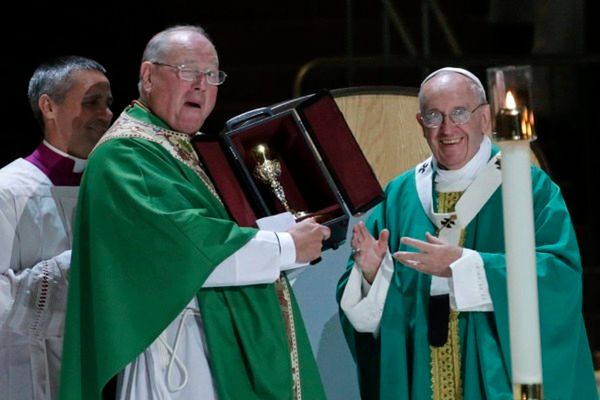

{"left": 414, "top": 153, "right": 501, "bottom": 400}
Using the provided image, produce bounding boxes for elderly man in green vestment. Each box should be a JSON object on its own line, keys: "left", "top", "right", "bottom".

{"left": 337, "top": 67, "right": 598, "bottom": 399}
{"left": 59, "top": 25, "right": 330, "bottom": 400}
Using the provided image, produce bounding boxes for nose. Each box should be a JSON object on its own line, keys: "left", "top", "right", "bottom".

{"left": 96, "top": 105, "right": 113, "bottom": 126}
{"left": 103, "top": 106, "right": 113, "bottom": 122}
{"left": 193, "top": 72, "right": 209, "bottom": 91}
{"left": 438, "top": 113, "right": 458, "bottom": 132}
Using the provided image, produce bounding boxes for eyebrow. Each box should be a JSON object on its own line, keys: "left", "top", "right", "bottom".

{"left": 82, "top": 92, "right": 113, "bottom": 102}
{"left": 425, "top": 105, "right": 469, "bottom": 112}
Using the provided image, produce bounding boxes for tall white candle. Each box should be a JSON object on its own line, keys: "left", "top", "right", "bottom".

{"left": 498, "top": 140, "right": 543, "bottom": 384}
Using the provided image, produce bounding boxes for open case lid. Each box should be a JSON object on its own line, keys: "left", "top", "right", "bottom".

{"left": 192, "top": 136, "right": 260, "bottom": 227}
{"left": 295, "top": 90, "right": 383, "bottom": 215}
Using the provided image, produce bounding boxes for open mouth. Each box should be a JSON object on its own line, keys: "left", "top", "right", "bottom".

{"left": 186, "top": 101, "right": 202, "bottom": 109}
{"left": 440, "top": 137, "right": 462, "bottom": 145}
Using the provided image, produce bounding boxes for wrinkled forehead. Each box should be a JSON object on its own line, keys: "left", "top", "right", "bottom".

{"left": 165, "top": 32, "right": 219, "bottom": 66}
{"left": 420, "top": 72, "right": 482, "bottom": 109}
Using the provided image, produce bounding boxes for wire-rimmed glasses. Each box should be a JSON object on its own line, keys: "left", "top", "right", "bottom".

{"left": 420, "top": 103, "right": 487, "bottom": 128}
{"left": 151, "top": 61, "right": 227, "bottom": 85}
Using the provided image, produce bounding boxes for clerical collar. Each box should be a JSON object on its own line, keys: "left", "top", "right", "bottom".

{"left": 127, "top": 100, "right": 172, "bottom": 131}
{"left": 432, "top": 135, "right": 492, "bottom": 190}
{"left": 24, "top": 141, "right": 86, "bottom": 186}
{"left": 43, "top": 141, "right": 88, "bottom": 172}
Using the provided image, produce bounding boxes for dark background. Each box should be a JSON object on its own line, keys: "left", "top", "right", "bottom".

{"left": 3, "top": 0, "right": 600, "bottom": 359}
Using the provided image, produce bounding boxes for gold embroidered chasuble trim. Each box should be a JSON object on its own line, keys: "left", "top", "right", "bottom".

{"left": 96, "top": 112, "right": 222, "bottom": 203}
{"left": 275, "top": 277, "right": 302, "bottom": 399}
{"left": 431, "top": 191, "right": 464, "bottom": 400}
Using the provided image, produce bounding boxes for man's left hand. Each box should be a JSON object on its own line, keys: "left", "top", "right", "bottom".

{"left": 393, "top": 232, "right": 462, "bottom": 277}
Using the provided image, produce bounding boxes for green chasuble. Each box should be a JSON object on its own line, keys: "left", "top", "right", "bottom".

{"left": 337, "top": 153, "right": 597, "bottom": 399}
{"left": 60, "top": 102, "right": 325, "bottom": 400}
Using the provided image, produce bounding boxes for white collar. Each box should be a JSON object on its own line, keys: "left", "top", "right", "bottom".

{"left": 43, "top": 140, "right": 88, "bottom": 173}
{"left": 432, "top": 135, "right": 492, "bottom": 192}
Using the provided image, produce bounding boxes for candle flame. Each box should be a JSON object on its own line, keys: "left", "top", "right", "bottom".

{"left": 527, "top": 110, "right": 535, "bottom": 138}
{"left": 505, "top": 91, "right": 517, "bottom": 109}
{"left": 518, "top": 107, "right": 536, "bottom": 139}
{"left": 521, "top": 112, "right": 527, "bottom": 135}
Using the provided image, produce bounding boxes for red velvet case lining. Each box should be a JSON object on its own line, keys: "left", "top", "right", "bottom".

{"left": 192, "top": 91, "right": 382, "bottom": 229}
{"left": 228, "top": 113, "right": 342, "bottom": 219}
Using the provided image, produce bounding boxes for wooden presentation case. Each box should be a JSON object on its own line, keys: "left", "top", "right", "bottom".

{"left": 192, "top": 90, "right": 383, "bottom": 250}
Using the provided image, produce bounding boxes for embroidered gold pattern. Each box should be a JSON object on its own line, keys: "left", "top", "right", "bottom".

{"left": 440, "top": 191, "right": 461, "bottom": 212}
{"left": 431, "top": 311, "right": 463, "bottom": 400}
{"left": 275, "top": 275, "right": 302, "bottom": 400}
{"left": 96, "top": 113, "right": 222, "bottom": 203}
{"left": 431, "top": 191, "right": 464, "bottom": 400}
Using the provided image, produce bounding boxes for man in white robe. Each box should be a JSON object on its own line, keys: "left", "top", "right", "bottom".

{"left": 0, "top": 55, "right": 113, "bottom": 400}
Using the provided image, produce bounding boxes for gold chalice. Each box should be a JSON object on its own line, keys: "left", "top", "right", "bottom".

{"left": 250, "top": 144, "right": 308, "bottom": 219}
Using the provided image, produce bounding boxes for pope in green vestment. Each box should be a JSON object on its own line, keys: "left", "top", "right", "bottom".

{"left": 337, "top": 145, "right": 598, "bottom": 399}
{"left": 58, "top": 100, "right": 326, "bottom": 400}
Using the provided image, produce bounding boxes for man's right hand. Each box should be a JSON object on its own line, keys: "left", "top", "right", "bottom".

{"left": 351, "top": 221, "right": 389, "bottom": 283}
{"left": 288, "top": 217, "right": 331, "bottom": 263}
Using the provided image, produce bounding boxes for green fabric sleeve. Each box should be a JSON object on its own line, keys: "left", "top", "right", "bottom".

{"left": 336, "top": 164, "right": 597, "bottom": 400}
{"left": 60, "top": 138, "right": 256, "bottom": 400}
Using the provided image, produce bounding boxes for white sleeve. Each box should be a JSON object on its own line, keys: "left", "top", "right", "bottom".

{"left": 449, "top": 248, "right": 494, "bottom": 311}
{"left": 202, "top": 230, "right": 299, "bottom": 287}
{"left": 0, "top": 250, "right": 71, "bottom": 338}
{"left": 339, "top": 251, "right": 394, "bottom": 335}
{"left": 0, "top": 203, "right": 17, "bottom": 325}
{"left": 0, "top": 192, "right": 19, "bottom": 274}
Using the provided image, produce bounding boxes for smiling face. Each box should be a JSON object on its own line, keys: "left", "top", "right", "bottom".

{"left": 43, "top": 69, "right": 113, "bottom": 158}
{"left": 139, "top": 30, "right": 218, "bottom": 135}
{"left": 417, "top": 73, "right": 490, "bottom": 170}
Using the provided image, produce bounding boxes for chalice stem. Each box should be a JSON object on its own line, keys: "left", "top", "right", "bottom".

{"left": 270, "top": 181, "right": 294, "bottom": 213}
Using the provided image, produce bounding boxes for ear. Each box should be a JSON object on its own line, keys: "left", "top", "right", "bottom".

{"left": 481, "top": 104, "right": 492, "bottom": 134}
{"left": 140, "top": 61, "right": 153, "bottom": 92}
{"left": 38, "top": 94, "right": 55, "bottom": 119}
{"left": 416, "top": 113, "right": 426, "bottom": 136}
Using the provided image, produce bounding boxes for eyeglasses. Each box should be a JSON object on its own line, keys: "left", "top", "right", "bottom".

{"left": 151, "top": 61, "right": 227, "bottom": 85}
{"left": 420, "top": 103, "right": 487, "bottom": 128}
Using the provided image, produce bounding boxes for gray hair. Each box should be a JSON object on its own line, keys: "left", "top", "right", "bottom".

{"left": 137, "top": 25, "right": 211, "bottom": 94}
{"left": 28, "top": 55, "right": 107, "bottom": 128}
{"left": 418, "top": 67, "right": 487, "bottom": 111}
